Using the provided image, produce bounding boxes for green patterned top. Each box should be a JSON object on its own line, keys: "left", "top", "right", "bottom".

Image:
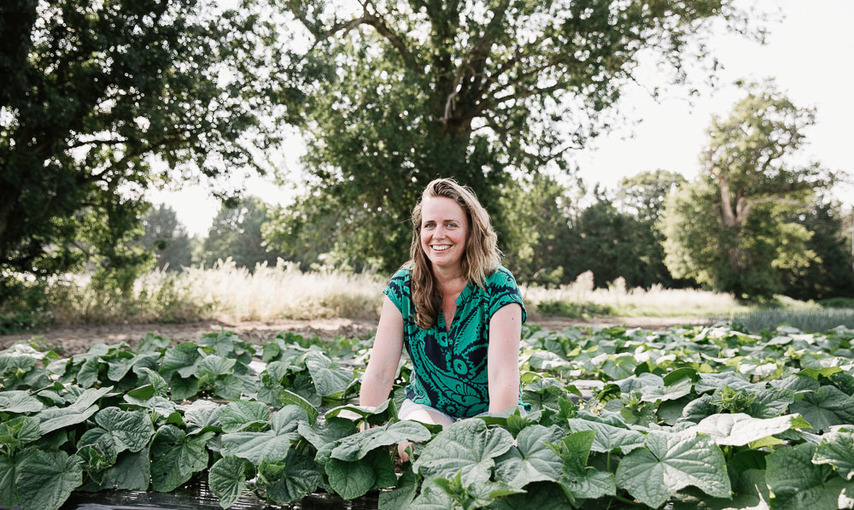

{"left": 383, "top": 266, "right": 526, "bottom": 418}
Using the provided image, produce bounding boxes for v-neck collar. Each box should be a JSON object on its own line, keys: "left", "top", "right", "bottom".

{"left": 437, "top": 280, "right": 474, "bottom": 333}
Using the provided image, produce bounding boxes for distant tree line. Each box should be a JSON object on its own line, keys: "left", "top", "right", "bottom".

{"left": 147, "top": 130, "right": 854, "bottom": 303}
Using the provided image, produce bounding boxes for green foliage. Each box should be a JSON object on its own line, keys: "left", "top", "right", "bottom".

{"left": 781, "top": 200, "right": 854, "bottom": 300}
{"left": 3, "top": 322, "right": 854, "bottom": 508}
{"left": 268, "top": 0, "right": 759, "bottom": 272}
{"left": 536, "top": 300, "right": 614, "bottom": 319}
{"left": 565, "top": 195, "right": 657, "bottom": 289}
{"left": 821, "top": 298, "right": 854, "bottom": 309}
{"left": 0, "top": 0, "right": 292, "bottom": 305}
{"left": 616, "top": 170, "right": 693, "bottom": 288}
{"left": 498, "top": 174, "right": 575, "bottom": 286}
{"left": 661, "top": 82, "right": 834, "bottom": 299}
{"left": 500, "top": 172, "right": 693, "bottom": 290}
{"left": 203, "top": 197, "right": 284, "bottom": 271}
{"left": 139, "top": 205, "right": 194, "bottom": 272}
{"left": 734, "top": 309, "right": 854, "bottom": 334}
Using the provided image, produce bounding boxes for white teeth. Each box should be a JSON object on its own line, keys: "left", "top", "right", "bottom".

{"left": 432, "top": 245, "right": 451, "bottom": 252}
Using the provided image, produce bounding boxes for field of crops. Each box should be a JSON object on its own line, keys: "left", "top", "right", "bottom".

{"left": 2, "top": 322, "right": 854, "bottom": 509}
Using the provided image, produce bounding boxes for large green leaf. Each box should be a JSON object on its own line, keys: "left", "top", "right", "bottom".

{"left": 695, "top": 372, "right": 755, "bottom": 394}
{"left": 303, "top": 351, "right": 354, "bottom": 397}
{"left": 297, "top": 418, "right": 356, "bottom": 452}
{"left": 330, "top": 420, "right": 431, "bottom": 461}
{"left": 77, "top": 407, "right": 154, "bottom": 463}
{"left": 325, "top": 455, "right": 376, "bottom": 500}
{"left": 136, "top": 367, "right": 169, "bottom": 397}
{"left": 182, "top": 400, "right": 224, "bottom": 434}
{"left": 687, "top": 413, "right": 811, "bottom": 446}
{"left": 551, "top": 429, "right": 617, "bottom": 500}
{"left": 814, "top": 429, "right": 854, "bottom": 480}
{"left": 672, "top": 468, "right": 771, "bottom": 510}
{"left": 159, "top": 343, "right": 203, "bottom": 380}
{"left": 494, "top": 425, "right": 564, "bottom": 488}
{"left": 766, "top": 442, "right": 848, "bottom": 510}
{"left": 263, "top": 449, "right": 325, "bottom": 504}
{"left": 567, "top": 417, "right": 645, "bottom": 454}
{"left": 279, "top": 389, "right": 320, "bottom": 422}
{"left": 325, "top": 400, "right": 391, "bottom": 420}
{"left": 640, "top": 373, "right": 695, "bottom": 403}
{"left": 213, "top": 375, "right": 243, "bottom": 400}
{"left": 208, "top": 455, "right": 250, "bottom": 509}
{"left": 122, "top": 394, "right": 177, "bottom": 420}
{"left": 15, "top": 449, "right": 83, "bottom": 510}
{"left": 0, "top": 454, "right": 17, "bottom": 508}
{"left": 150, "top": 426, "right": 214, "bottom": 492}
{"left": 97, "top": 447, "right": 151, "bottom": 491}
{"left": 409, "top": 479, "right": 456, "bottom": 509}
{"left": 169, "top": 375, "right": 200, "bottom": 401}
{"left": 76, "top": 350, "right": 107, "bottom": 388}
{"left": 270, "top": 405, "right": 309, "bottom": 434}
{"left": 0, "top": 416, "right": 40, "bottom": 452}
{"left": 219, "top": 400, "right": 270, "bottom": 433}
{"left": 774, "top": 374, "right": 820, "bottom": 395}
{"left": 413, "top": 418, "right": 515, "bottom": 486}
{"left": 790, "top": 385, "right": 854, "bottom": 433}
{"left": 615, "top": 431, "right": 731, "bottom": 508}
{"left": 220, "top": 430, "right": 297, "bottom": 465}
{"left": 219, "top": 410, "right": 305, "bottom": 466}
{"left": 39, "top": 386, "right": 113, "bottom": 435}
{"left": 107, "top": 352, "right": 160, "bottom": 382}
{"left": 196, "top": 355, "right": 237, "bottom": 378}
{"left": 322, "top": 442, "right": 392, "bottom": 500}
{"left": 562, "top": 468, "right": 616, "bottom": 501}
{"left": 748, "top": 387, "right": 795, "bottom": 419}
{"left": 0, "top": 391, "right": 43, "bottom": 414}
{"left": 601, "top": 353, "right": 638, "bottom": 380}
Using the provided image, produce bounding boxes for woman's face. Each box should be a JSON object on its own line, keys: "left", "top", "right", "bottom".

{"left": 419, "top": 196, "right": 469, "bottom": 273}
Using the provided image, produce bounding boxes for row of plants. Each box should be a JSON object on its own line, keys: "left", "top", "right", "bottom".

{"left": 1, "top": 322, "right": 854, "bottom": 509}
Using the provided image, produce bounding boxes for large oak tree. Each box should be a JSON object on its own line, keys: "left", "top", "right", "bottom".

{"left": 661, "top": 82, "right": 834, "bottom": 298}
{"left": 266, "top": 0, "right": 763, "bottom": 272}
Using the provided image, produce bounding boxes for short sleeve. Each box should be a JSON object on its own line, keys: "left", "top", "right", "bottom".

{"left": 382, "top": 268, "right": 411, "bottom": 316}
{"left": 486, "top": 267, "right": 526, "bottom": 323}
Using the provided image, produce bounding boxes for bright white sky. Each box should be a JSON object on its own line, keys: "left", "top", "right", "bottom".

{"left": 151, "top": 0, "right": 854, "bottom": 236}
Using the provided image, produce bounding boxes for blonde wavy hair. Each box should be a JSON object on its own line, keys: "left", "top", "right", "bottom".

{"left": 408, "top": 178, "right": 501, "bottom": 329}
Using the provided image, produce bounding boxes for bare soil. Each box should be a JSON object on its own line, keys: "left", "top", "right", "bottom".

{"left": 0, "top": 316, "right": 708, "bottom": 356}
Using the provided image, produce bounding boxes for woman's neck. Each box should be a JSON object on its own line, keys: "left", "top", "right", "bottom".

{"left": 434, "top": 270, "right": 467, "bottom": 294}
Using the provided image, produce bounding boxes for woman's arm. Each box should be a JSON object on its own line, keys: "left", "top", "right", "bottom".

{"left": 360, "top": 295, "right": 405, "bottom": 407}
{"left": 487, "top": 303, "right": 523, "bottom": 415}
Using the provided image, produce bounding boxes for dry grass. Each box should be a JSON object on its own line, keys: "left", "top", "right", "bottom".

{"left": 522, "top": 271, "right": 752, "bottom": 319}
{"left": 180, "top": 260, "right": 384, "bottom": 321}
{"left": 46, "top": 260, "right": 385, "bottom": 325}
{"left": 45, "top": 265, "right": 828, "bottom": 326}
{"left": 45, "top": 265, "right": 765, "bottom": 327}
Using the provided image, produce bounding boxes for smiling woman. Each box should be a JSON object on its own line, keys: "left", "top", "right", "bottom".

{"left": 359, "top": 178, "right": 527, "bottom": 459}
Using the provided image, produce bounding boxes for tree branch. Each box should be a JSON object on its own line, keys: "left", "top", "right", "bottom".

{"left": 308, "top": 5, "right": 422, "bottom": 74}
{"left": 738, "top": 196, "right": 804, "bottom": 224}
{"left": 443, "top": 0, "right": 512, "bottom": 125}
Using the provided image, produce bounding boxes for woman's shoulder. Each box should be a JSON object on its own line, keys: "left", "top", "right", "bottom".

{"left": 385, "top": 265, "right": 413, "bottom": 291}
{"left": 389, "top": 265, "right": 412, "bottom": 281}
{"left": 485, "top": 265, "right": 518, "bottom": 286}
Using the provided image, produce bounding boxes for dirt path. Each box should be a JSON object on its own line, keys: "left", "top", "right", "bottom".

{"left": 0, "top": 316, "right": 708, "bottom": 356}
